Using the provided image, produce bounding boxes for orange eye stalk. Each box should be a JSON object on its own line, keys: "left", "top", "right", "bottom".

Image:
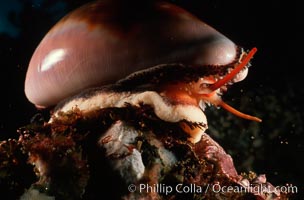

{"left": 210, "top": 48, "right": 258, "bottom": 91}
{"left": 203, "top": 47, "right": 262, "bottom": 122}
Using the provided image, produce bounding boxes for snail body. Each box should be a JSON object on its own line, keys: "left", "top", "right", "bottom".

{"left": 25, "top": 0, "right": 261, "bottom": 143}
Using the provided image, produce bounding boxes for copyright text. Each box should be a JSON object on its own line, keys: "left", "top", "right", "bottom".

{"left": 127, "top": 183, "right": 298, "bottom": 195}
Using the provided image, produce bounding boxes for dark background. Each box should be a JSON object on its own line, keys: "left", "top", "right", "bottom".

{"left": 1, "top": 0, "right": 303, "bottom": 199}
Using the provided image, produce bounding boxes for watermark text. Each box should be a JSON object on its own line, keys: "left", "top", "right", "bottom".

{"left": 127, "top": 183, "right": 298, "bottom": 195}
